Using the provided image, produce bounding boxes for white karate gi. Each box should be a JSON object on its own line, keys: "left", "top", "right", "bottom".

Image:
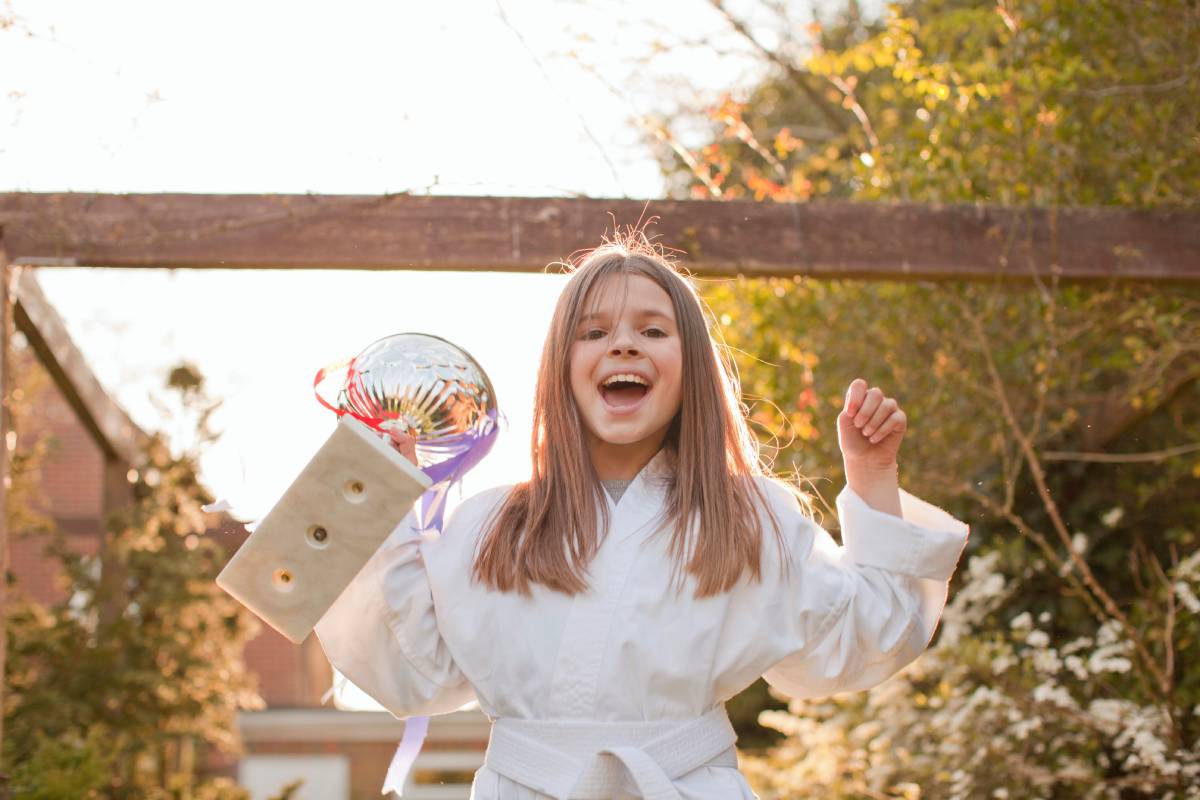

{"left": 315, "top": 448, "right": 970, "bottom": 799}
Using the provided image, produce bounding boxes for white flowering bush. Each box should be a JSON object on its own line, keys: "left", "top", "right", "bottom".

{"left": 741, "top": 547, "right": 1200, "bottom": 799}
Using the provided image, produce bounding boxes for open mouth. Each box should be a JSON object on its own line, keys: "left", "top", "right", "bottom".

{"left": 599, "top": 373, "right": 652, "bottom": 410}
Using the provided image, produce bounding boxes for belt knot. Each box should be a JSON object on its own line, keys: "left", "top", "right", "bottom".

{"left": 483, "top": 705, "right": 738, "bottom": 799}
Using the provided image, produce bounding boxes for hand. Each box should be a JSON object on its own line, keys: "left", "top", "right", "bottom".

{"left": 384, "top": 427, "right": 419, "bottom": 467}
{"left": 838, "top": 378, "right": 906, "bottom": 470}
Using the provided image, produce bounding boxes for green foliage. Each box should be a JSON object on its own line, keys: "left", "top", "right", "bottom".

{"left": 669, "top": 0, "right": 1199, "bottom": 207}
{"left": 654, "top": 0, "right": 1200, "bottom": 795}
{"left": 3, "top": 355, "right": 264, "bottom": 798}
{"left": 4, "top": 726, "right": 115, "bottom": 799}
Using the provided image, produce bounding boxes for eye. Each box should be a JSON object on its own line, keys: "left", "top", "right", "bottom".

{"left": 581, "top": 329, "right": 606, "bottom": 341}
{"left": 643, "top": 328, "right": 667, "bottom": 338}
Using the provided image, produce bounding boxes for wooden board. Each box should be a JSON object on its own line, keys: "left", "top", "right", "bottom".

{"left": 11, "top": 267, "right": 146, "bottom": 465}
{"left": 216, "top": 415, "right": 431, "bottom": 644}
{"left": 2, "top": 192, "right": 1197, "bottom": 282}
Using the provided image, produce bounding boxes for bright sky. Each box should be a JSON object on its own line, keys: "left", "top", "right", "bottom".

{"left": 3, "top": 0, "right": 871, "bottom": 716}
{"left": 3, "top": 0, "right": 799, "bottom": 522}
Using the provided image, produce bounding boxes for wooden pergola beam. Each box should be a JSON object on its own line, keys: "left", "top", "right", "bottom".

{"left": 12, "top": 267, "right": 146, "bottom": 465}
{"left": 1, "top": 192, "right": 1196, "bottom": 282}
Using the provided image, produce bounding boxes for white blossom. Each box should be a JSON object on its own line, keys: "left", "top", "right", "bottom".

{"left": 1175, "top": 580, "right": 1200, "bottom": 614}
{"left": 1112, "top": 706, "right": 1175, "bottom": 775}
{"left": 1175, "top": 551, "right": 1200, "bottom": 581}
{"left": 1060, "top": 635, "right": 1094, "bottom": 655}
{"left": 1009, "top": 716, "right": 1042, "bottom": 740}
{"left": 1033, "top": 682, "right": 1076, "bottom": 709}
{"left": 1032, "top": 647, "right": 1063, "bottom": 674}
{"left": 1064, "top": 654, "right": 1089, "bottom": 680}
{"left": 977, "top": 573, "right": 1006, "bottom": 599}
{"left": 991, "top": 652, "right": 1017, "bottom": 675}
{"left": 1088, "top": 699, "right": 1134, "bottom": 735}
{"left": 1088, "top": 652, "right": 1132, "bottom": 674}
{"left": 1088, "top": 627, "right": 1134, "bottom": 674}
{"left": 1096, "top": 619, "right": 1122, "bottom": 646}
{"left": 968, "top": 550, "right": 1004, "bottom": 580}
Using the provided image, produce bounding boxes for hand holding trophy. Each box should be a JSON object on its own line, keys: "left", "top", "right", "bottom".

{"left": 216, "top": 332, "right": 498, "bottom": 644}
{"left": 386, "top": 428, "right": 418, "bottom": 465}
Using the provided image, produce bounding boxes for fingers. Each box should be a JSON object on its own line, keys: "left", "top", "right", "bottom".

{"left": 846, "top": 378, "right": 885, "bottom": 425}
{"left": 861, "top": 397, "right": 898, "bottom": 436}
{"left": 844, "top": 378, "right": 869, "bottom": 416}
{"left": 865, "top": 409, "right": 905, "bottom": 443}
{"left": 845, "top": 378, "right": 905, "bottom": 444}
{"left": 382, "top": 427, "right": 419, "bottom": 465}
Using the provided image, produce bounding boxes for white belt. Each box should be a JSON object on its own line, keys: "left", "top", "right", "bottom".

{"left": 483, "top": 705, "right": 738, "bottom": 799}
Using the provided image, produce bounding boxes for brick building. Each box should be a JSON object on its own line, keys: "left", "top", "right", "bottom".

{"left": 8, "top": 299, "right": 489, "bottom": 799}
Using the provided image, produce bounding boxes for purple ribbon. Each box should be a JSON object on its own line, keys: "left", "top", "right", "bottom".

{"left": 382, "top": 715, "right": 428, "bottom": 796}
{"left": 413, "top": 407, "right": 501, "bottom": 534}
{"left": 380, "top": 407, "right": 500, "bottom": 796}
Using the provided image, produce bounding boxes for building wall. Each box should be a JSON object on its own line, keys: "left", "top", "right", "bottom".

{"left": 7, "top": 345, "right": 105, "bottom": 607}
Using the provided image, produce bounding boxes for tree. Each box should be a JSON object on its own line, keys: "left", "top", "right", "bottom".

{"left": 643, "top": 0, "right": 1200, "bottom": 796}
{"left": 3, "top": 352, "right": 264, "bottom": 799}
{"left": 662, "top": 0, "right": 1200, "bottom": 206}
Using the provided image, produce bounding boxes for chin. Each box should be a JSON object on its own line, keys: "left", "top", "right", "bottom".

{"left": 586, "top": 416, "right": 671, "bottom": 448}
{"left": 595, "top": 431, "right": 652, "bottom": 446}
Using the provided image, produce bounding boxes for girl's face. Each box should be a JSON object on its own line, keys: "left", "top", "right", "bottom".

{"left": 569, "top": 273, "right": 683, "bottom": 465}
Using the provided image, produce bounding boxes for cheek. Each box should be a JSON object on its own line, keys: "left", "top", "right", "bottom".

{"left": 570, "top": 378, "right": 590, "bottom": 410}
{"left": 660, "top": 347, "right": 684, "bottom": 406}
{"left": 567, "top": 349, "right": 593, "bottom": 400}
{"left": 665, "top": 379, "right": 683, "bottom": 412}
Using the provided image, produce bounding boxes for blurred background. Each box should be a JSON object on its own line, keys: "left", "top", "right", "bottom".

{"left": 2, "top": 0, "right": 1198, "bottom": 798}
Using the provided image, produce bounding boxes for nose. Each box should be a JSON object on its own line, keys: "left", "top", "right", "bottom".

{"left": 609, "top": 328, "right": 639, "bottom": 356}
{"left": 609, "top": 342, "right": 640, "bottom": 356}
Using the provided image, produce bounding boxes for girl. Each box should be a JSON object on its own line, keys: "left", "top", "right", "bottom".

{"left": 315, "top": 236, "right": 970, "bottom": 799}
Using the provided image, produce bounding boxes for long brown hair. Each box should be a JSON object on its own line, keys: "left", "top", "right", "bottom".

{"left": 472, "top": 233, "right": 789, "bottom": 599}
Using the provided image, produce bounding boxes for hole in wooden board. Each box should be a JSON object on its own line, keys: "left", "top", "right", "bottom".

{"left": 307, "top": 524, "right": 330, "bottom": 549}
{"left": 343, "top": 478, "right": 367, "bottom": 504}
{"left": 272, "top": 567, "right": 297, "bottom": 593}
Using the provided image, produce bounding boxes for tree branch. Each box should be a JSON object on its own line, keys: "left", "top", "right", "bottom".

{"left": 707, "top": 0, "right": 853, "bottom": 137}
{"left": 945, "top": 289, "right": 1175, "bottom": 706}
{"left": 1080, "top": 356, "right": 1200, "bottom": 452}
{"left": 1042, "top": 439, "right": 1200, "bottom": 463}
{"left": 1072, "top": 55, "right": 1200, "bottom": 97}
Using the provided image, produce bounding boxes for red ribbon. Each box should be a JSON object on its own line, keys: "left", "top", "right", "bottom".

{"left": 313, "top": 356, "right": 392, "bottom": 432}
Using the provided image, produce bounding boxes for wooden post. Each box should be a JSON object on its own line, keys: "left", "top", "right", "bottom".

{"left": 0, "top": 228, "right": 10, "bottom": 759}
{"left": 96, "top": 458, "right": 133, "bottom": 628}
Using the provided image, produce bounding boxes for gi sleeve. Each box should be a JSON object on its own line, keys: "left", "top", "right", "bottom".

{"left": 314, "top": 509, "right": 475, "bottom": 718}
{"left": 762, "top": 482, "right": 969, "bottom": 699}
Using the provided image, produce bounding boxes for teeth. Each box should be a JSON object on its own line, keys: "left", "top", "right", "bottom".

{"left": 602, "top": 373, "right": 649, "bottom": 387}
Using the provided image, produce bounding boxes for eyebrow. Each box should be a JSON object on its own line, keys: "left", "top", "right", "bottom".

{"left": 579, "top": 309, "right": 674, "bottom": 324}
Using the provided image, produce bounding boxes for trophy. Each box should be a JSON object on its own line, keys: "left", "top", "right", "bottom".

{"left": 216, "top": 333, "right": 499, "bottom": 644}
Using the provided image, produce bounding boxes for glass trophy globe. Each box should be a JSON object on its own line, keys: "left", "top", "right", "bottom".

{"left": 336, "top": 333, "right": 498, "bottom": 469}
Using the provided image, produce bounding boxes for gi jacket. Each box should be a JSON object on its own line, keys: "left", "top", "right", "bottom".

{"left": 315, "top": 448, "right": 970, "bottom": 798}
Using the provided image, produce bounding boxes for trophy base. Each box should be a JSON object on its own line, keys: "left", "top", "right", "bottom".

{"left": 216, "top": 415, "right": 432, "bottom": 644}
